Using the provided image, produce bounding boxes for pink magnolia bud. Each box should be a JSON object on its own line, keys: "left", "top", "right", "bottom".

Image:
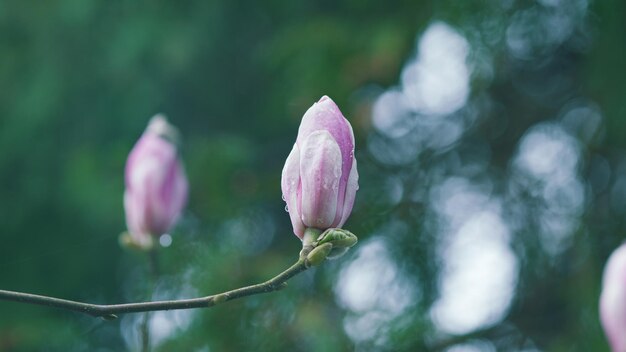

{"left": 124, "top": 115, "right": 188, "bottom": 248}
{"left": 281, "top": 96, "right": 359, "bottom": 239}
{"left": 600, "top": 243, "right": 626, "bottom": 352}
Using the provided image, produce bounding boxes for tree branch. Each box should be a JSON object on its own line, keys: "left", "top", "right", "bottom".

{"left": 0, "top": 258, "right": 308, "bottom": 320}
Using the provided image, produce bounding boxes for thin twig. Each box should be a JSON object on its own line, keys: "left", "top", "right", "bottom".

{"left": 0, "top": 258, "right": 307, "bottom": 320}
{"left": 140, "top": 310, "right": 151, "bottom": 352}
{"left": 140, "top": 249, "right": 161, "bottom": 352}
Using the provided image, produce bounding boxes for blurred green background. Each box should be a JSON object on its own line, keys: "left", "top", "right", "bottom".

{"left": 0, "top": 0, "right": 625, "bottom": 351}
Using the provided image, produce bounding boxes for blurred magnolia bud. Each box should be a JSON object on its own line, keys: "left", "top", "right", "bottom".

{"left": 123, "top": 115, "right": 188, "bottom": 250}
{"left": 281, "top": 96, "right": 359, "bottom": 239}
{"left": 600, "top": 243, "right": 626, "bottom": 352}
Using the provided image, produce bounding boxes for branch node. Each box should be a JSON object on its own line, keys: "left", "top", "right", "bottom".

{"left": 101, "top": 313, "right": 118, "bottom": 321}
{"left": 212, "top": 294, "right": 228, "bottom": 305}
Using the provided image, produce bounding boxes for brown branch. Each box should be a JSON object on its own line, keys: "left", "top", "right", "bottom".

{"left": 0, "top": 258, "right": 307, "bottom": 320}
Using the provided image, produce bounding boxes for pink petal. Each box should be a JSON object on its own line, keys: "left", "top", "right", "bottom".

{"left": 336, "top": 157, "right": 359, "bottom": 228}
{"left": 281, "top": 144, "right": 305, "bottom": 238}
{"left": 601, "top": 243, "right": 626, "bottom": 352}
{"left": 332, "top": 116, "right": 357, "bottom": 226}
{"left": 157, "top": 159, "right": 188, "bottom": 233}
{"left": 300, "top": 130, "right": 342, "bottom": 229}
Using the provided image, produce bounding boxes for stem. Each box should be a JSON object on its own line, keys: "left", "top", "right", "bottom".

{"left": 140, "top": 311, "right": 151, "bottom": 352}
{"left": 141, "top": 249, "right": 160, "bottom": 352}
{"left": 300, "top": 228, "right": 322, "bottom": 259}
{"left": 0, "top": 258, "right": 307, "bottom": 319}
{"left": 147, "top": 249, "right": 161, "bottom": 278}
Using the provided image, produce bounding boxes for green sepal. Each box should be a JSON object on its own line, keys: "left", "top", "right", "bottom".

{"left": 306, "top": 243, "right": 333, "bottom": 267}
{"left": 326, "top": 246, "right": 349, "bottom": 260}
{"left": 118, "top": 232, "right": 155, "bottom": 252}
{"left": 316, "top": 228, "right": 358, "bottom": 249}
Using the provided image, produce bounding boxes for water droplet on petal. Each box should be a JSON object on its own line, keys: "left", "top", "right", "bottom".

{"left": 285, "top": 205, "right": 289, "bottom": 212}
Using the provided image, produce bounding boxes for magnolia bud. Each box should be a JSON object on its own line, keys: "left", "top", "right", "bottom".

{"left": 123, "top": 115, "right": 188, "bottom": 249}
{"left": 281, "top": 96, "right": 359, "bottom": 239}
{"left": 600, "top": 243, "right": 626, "bottom": 352}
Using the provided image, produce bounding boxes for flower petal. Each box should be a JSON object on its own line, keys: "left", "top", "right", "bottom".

{"left": 281, "top": 143, "right": 305, "bottom": 238}
{"left": 601, "top": 243, "right": 626, "bottom": 352}
{"left": 300, "top": 130, "right": 342, "bottom": 229}
{"left": 158, "top": 159, "right": 188, "bottom": 233}
{"left": 337, "top": 157, "right": 359, "bottom": 228}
